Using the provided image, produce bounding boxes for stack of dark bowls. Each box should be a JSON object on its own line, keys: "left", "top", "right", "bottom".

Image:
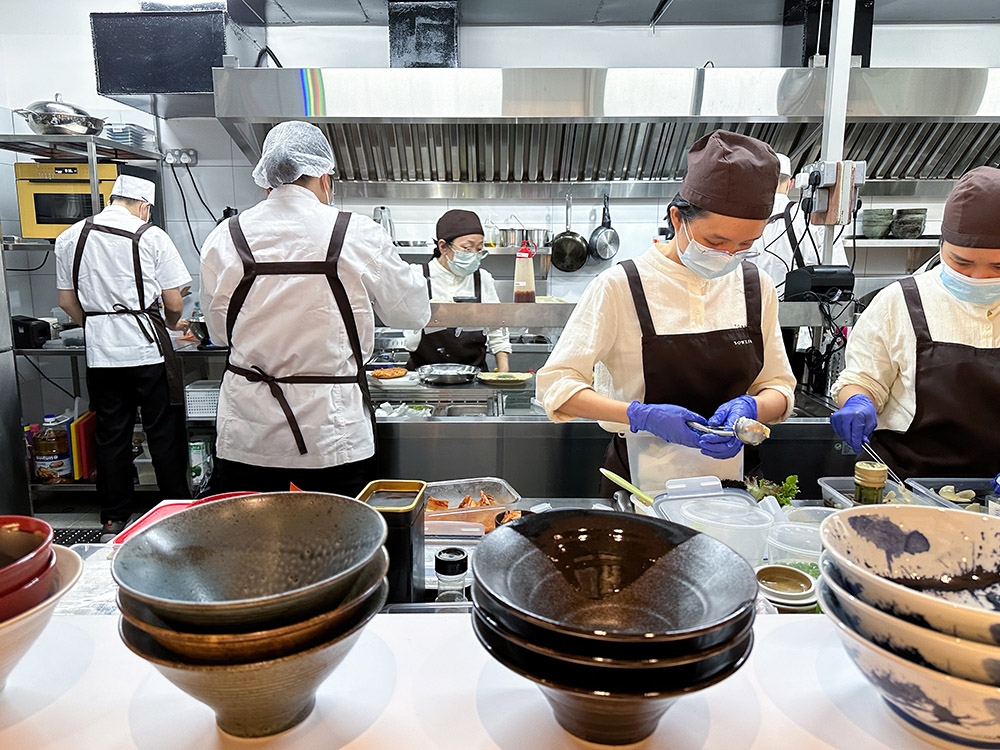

{"left": 112, "top": 492, "right": 389, "bottom": 738}
{"left": 470, "top": 509, "right": 758, "bottom": 745}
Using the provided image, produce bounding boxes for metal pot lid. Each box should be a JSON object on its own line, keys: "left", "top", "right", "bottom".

{"left": 20, "top": 93, "right": 95, "bottom": 119}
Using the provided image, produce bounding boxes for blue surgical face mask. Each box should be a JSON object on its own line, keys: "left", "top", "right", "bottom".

{"left": 446, "top": 245, "right": 485, "bottom": 277}
{"left": 677, "top": 222, "right": 748, "bottom": 279}
{"left": 939, "top": 262, "right": 1000, "bottom": 305}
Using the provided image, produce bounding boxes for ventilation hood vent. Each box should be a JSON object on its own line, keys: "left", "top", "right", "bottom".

{"left": 213, "top": 66, "right": 1000, "bottom": 198}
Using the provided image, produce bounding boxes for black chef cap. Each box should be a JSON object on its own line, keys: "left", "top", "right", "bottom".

{"left": 436, "top": 210, "right": 484, "bottom": 243}
{"left": 942, "top": 166, "right": 1000, "bottom": 249}
{"left": 680, "top": 130, "right": 780, "bottom": 220}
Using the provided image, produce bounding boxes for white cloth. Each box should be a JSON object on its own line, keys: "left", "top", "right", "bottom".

{"left": 200, "top": 184, "right": 431, "bottom": 469}
{"left": 55, "top": 205, "right": 191, "bottom": 368}
{"left": 536, "top": 245, "right": 796, "bottom": 492}
{"left": 402, "top": 260, "right": 512, "bottom": 355}
{"left": 750, "top": 194, "right": 848, "bottom": 292}
{"left": 832, "top": 266, "right": 1000, "bottom": 433}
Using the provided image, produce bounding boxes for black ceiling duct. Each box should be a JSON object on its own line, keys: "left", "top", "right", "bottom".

{"left": 388, "top": 1, "right": 459, "bottom": 68}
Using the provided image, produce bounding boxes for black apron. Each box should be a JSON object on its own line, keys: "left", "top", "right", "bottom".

{"left": 72, "top": 218, "right": 183, "bottom": 406}
{"left": 224, "top": 213, "right": 376, "bottom": 457}
{"left": 405, "top": 263, "right": 488, "bottom": 370}
{"left": 870, "top": 276, "right": 1000, "bottom": 478}
{"left": 599, "top": 261, "right": 766, "bottom": 493}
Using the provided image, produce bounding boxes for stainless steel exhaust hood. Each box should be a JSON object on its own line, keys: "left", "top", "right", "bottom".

{"left": 213, "top": 65, "right": 1000, "bottom": 198}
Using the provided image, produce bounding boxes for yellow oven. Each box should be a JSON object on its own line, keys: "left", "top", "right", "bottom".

{"left": 15, "top": 162, "right": 118, "bottom": 239}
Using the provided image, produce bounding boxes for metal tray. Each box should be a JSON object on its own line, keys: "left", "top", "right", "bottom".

{"left": 424, "top": 476, "right": 521, "bottom": 505}
{"left": 417, "top": 363, "right": 479, "bottom": 384}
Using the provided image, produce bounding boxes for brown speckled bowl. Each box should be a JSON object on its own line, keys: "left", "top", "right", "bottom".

{"left": 112, "top": 492, "right": 387, "bottom": 630}
{"left": 119, "top": 578, "right": 387, "bottom": 738}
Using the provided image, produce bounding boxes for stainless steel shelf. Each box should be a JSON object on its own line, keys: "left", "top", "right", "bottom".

{"left": 3, "top": 241, "right": 55, "bottom": 252}
{"left": 428, "top": 302, "right": 575, "bottom": 328}
{"left": 0, "top": 134, "right": 162, "bottom": 162}
{"left": 15, "top": 347, "right": 86, "bottom": 356}
{"left": 846, "top": 237, "right": 940, "bottom": 247}
{"left": 30, "top": 482, "right": 160, "bottom": 493}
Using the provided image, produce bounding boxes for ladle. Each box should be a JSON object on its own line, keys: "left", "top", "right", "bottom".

{"left": 686, "top": 417, "right": 772, "bottom": 446}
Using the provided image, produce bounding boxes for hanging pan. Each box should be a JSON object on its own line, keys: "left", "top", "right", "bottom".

{"left": 588, "top": 193, "right": 620, "bottom": 261}
{"left": 551, "top": 195, "right": 589, "bottom": 273}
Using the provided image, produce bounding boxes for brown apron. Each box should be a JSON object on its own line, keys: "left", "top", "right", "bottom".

{"left": 405, "top": 263, "right": 488, "bottom": 370}
{"left": 870, "top": 276, "right": 1000, "bottom": 478}
{"left": 599, "top": 261, "right": 766, "bottom": 495}
{"left": 72, "top": 218, "right": 183, "bottom": 405}
{"left": 224, "top": 212, "right": 376, "bottom": 456}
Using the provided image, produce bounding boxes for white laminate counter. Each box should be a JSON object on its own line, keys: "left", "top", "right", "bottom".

{"left": 0, "top": 612, "right": 956, "bottom": 749}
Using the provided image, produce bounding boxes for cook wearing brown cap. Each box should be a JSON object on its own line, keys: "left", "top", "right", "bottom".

{"left": 831, "top": 164, "right": 1000, "bottom": 477}
{"left": 536, "top": 130, "right": 796, "bottom": 494}
{"left": 405, "top": 208, "right": 511, "bottom": 372}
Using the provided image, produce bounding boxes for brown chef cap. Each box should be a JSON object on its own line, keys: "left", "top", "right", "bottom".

{"left": 436, "top": 209, "right": 484, "bottom": 242}
{"left": 942, "top": 166, "right": 1000, "bottom": 249}
{"left": 680, "top": 130, "right": 780, "bottom": 220}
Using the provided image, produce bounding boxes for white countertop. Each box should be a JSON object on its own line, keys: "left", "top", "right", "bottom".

{"left": 0, "top": 612, "right": 953, "bottom": 749}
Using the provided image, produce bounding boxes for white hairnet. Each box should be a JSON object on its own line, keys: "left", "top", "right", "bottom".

{"left": 251, "top": 121, "right": 337, "bottom": 189}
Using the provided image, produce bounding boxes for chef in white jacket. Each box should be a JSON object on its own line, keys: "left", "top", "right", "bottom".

{"left": 200, "top": 122, "right": 431, "bottom": 496}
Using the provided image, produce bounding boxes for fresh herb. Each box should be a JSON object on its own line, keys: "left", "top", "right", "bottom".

{"left": 745, "top": 475, "right": 800, "bottom": 506}
{"left": 781, "top": 560, "right": 820, "bottom": 580}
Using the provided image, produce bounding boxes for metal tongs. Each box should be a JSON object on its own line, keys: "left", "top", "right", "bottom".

{"left": 686, "top": 417, "right": 772, "bottom": 446}
{"left": 861, "top": 439, "right": 905, "bottom": 487}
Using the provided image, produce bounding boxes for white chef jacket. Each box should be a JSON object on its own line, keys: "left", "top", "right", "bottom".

{"left": 751, "top": 194, "right": 848, "bottom": 293}
{"left": 401, "top": 260, "right": 512, "bottom": 355}
{"left": 536, "top": 245, "right": 796, "bottom": 492}
{"left": 55, "top": 205, "right": 192, "bottom": 369}
{"left": 832, "top": 266, "right": 1000, "bottom": 433}
{"left": 200, "top": 184, "right": 431, "bottom": 468}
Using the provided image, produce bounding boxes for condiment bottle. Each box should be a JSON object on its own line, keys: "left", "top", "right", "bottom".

{"left": 434, "top": 547, "right": 469, "bottom": 602}
{"left": 513, "top": 240, "right": 536, "bottom": 303}
{"left": 853, "top": 461, "right": 888, "bottom": 505}
{"left": 35, "top": 414, "right": 72, "bottom": 484}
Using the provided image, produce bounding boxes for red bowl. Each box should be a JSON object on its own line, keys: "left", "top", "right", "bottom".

{"left": 0, "top": 549, "right": 58, "bottom": 622}
{"left": 0, "top": 516, "right": 54, "bottom": 597}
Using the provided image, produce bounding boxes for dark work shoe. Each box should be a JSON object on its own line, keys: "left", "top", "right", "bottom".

{"left": 99, "top": 519, "right": 128, "bottom": 544}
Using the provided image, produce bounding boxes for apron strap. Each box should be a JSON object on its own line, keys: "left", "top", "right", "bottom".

{"left": 621, "top": 260, "right": 657, "bottom": 338}
{"left": 741, "top": 262, "right": 762, "bottom": 330}
{"left": 130, "top": 222, "right": 155, "bottom": 310}
{"left": 898, "top": 276, "right": 931, "bottom": 343}
{"left": 71, "top": 218, "right": 96, "bottom": 297}
{"left": 226, "top": 215, "right": 258, "bottom": 344}
{"left": 423, "top": 261, "right": 433, "bottom": 296}
{"left": 473, "top": 269, "right": 482, "bottom": 301}
{"left": 782, "top": 202, "right": 806, "bottom": 269}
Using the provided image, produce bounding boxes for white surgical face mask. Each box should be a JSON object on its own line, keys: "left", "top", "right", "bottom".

{"left": 324, "top": 176, "right": 335, "bottom": 206}
{"left": 678, "top": 222, "right": 748, "bottom": 279}
{"left": 447, "top": 246, "right": 483, "bottom": 277}
{"left": 940, "top": 261, "right": 1000, "bottom": 305}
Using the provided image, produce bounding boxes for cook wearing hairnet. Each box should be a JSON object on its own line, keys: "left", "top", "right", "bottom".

{"left": 831, "top": 166, "right": 1000, "bottom": 479}
{"left": 200, "top": 121, "right": 430, "bottom": 495}
{"left": 537, "top": 130, "right": 795, "bottom": 495}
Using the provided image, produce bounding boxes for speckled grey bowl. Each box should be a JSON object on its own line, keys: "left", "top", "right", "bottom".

{"left": 120, "top": 578, "right": 387, "bottom": 738}
{"left": 112, "top": 492, "right": 387, "bottom": 630}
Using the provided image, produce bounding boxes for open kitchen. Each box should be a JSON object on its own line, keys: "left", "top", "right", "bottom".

{"left": 1, "top": 1, "right": 1000, "bottom": 747}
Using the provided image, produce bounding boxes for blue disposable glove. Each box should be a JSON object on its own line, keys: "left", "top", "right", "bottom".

{"left": 830, "top": 393, "right": 878, "bottom": 453}
{"left": 992, "top": 473, "right": 1000, "bottom": 495}
{"left": 626, "top": 401, "right": 707, "bottom": 450}
{"left": 699, "top": 395, "right": 758, "bottom": 460}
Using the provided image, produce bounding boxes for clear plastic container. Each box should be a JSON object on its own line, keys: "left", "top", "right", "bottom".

{"left": 783, "top": 505, "right": 838, "bottom": 525}
{"left": 816, "top": 477, "right": 941, "bottom": 508}
{"left": 651, "top": 475, "right": 756, "bottom": 524}
{"left": 678, "top": 498, "right": 773, "bottom": 566}
{"left": 906, "top": 478, "right": 995, "bottom": 514}
{"left": 766, "top": 522, "right": 822, "bottom": 566}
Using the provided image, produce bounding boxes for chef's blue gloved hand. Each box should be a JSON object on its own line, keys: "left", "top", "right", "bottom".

{"left": 830, "top": 393, "right": 878, "bottom": 454}
{"left": 626, "top": 401, "right": 707, "bottom": 450}
{"left": 992, "top": 473, "right": 1000, "bottom": 495}
{"left": 699, "top": 395, "right": 758, "bottom": 460}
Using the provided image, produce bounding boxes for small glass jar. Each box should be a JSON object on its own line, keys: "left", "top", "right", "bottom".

{"left": 434, "top": 547, "right": 469, "bottom": 602}
{"left": 854, "top": 461, "right": 888, "bottom": 505}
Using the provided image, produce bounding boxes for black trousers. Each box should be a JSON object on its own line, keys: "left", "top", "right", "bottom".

{"left": 210, "top": 455, "right": 378, "bottom": 499}
{"left": 88, "top": 364, "right": 191, "bottom": 523}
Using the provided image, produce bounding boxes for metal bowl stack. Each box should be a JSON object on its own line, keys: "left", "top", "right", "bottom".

{"left": 819, "top": 505, "right": 1000, "bottom": 747}
{"left": 470, "top": 509, "right": 758, "bottom": 745}
{"left": 112, "top": 492, "right": 388, "bottom": 738}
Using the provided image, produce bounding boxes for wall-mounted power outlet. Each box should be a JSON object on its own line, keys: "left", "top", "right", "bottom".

{"left": 164, "top": 148, "right": 199, "bottom": 166}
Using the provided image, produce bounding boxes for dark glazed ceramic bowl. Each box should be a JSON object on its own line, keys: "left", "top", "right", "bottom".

{"left": 0, "top": 516, "right": 54, "bottom": 597}
{"left": 472, "top": 610, "right": 754, "bottom": 745}
{"left": 117, "top": 547, "right": 388, "bottom": 663}
{"left": 119, "top": 579, "right": 387, "bottom": 738}
{"left": 112, "top": 492, "right": 387, "bottom": 630}
{"left": 471, "top": 510, "right": 757, "bottom": 642}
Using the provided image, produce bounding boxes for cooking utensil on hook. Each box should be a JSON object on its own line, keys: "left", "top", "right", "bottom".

{"left": 861, "top": 439, "right": 905, "bottom": 487}
{"left": 599, "top": 468, "right": 654, "bottom": 507}
{"left": 551, "top": 194, "right": 589, "bottom": 272}
{"left": 588, "top": 193, "right": 620, "bottom": 261}
{"left": 686, "top": 417, "right": 771, "bottom": 446}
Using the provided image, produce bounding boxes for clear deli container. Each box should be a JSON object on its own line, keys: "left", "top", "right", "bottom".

{"left": 651, "top": 475, "right": 756, "bottom": 524}
{"left": 906, "top": 477, "right": 996, "bottom": 513}
{"left": 678, "top": 498, "right": 773, "bottom": 566}
{"left": 766, "top": 522, "right": 822, "bottom": 566}
{"left": 816, "top": 477, "right": 944, "bottom": 508}
{"left": 424, "top": 477, "right": 519, "bottom": 533}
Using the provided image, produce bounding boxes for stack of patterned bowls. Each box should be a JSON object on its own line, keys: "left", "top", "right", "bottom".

{"left": 889, "top": 207, "right": 927, "bottom": 239}
{"left": 470, "top": 509, "right": 758, "bottom": 745}
{"left": 819, "top": 505, "right": 1000, "bottom": 747}
{"left": 112, "top": 492, "right": 389, "bottom": 738}
{"left": 861, "top": 208, "right": 894, "bottom": 239}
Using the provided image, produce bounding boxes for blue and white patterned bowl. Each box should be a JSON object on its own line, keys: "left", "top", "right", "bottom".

{"left": 821, "top": 552, "right": 1000, "bottom": 686}
{"left": 819, "top": 505, "right": 1000, "bottom": 645}
{"left": 819, "top": 576, "right": 1000, "bottom": 748}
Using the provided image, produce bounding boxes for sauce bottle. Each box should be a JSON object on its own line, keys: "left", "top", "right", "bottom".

{"left": 513, "top": 240, "right": 536, "bottom": 303}
{"left": 853, "top": 461, "right": 888, "bottom": 505}
{"left": 434, "top": 547, "right": 469, "bottom": 602}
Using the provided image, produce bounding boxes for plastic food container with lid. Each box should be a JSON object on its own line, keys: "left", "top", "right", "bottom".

{"left": 766, "top": 522, "right": 822, "bottom": 566}
{"left": 651, "top": 475, "right": 756, "bottom": 524}
{"left": 677, "top": 498, "right": 773, "bottom": 566}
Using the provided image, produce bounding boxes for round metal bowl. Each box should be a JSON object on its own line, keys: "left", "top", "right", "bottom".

{"left": 416, "top": 363, "right": 479, "bottom": 384}
{"left": 111, "top": 492, "right": 388, "bottom": 630}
